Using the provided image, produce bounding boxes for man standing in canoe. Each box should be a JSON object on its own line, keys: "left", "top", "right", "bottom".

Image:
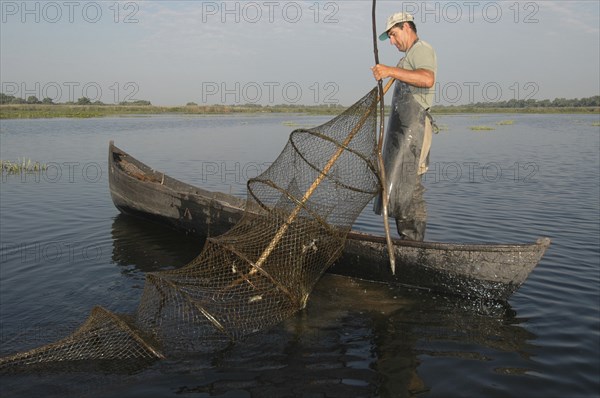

{"left": 372, "top": 12, "right": 437, "bottom": 241}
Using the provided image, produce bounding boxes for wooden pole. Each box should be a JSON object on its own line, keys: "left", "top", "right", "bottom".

{"left": 225, "top": 80, "right": 396, "bottom": 294}
{"left": 253, "top": 102, "right": 376, "bottom": 269}
{"left": 372, "top": 0, "right": 397, "bottom": 274}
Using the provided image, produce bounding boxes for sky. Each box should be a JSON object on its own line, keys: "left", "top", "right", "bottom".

{"left": 1, "top": 0, "right": 599, "bottom": 106}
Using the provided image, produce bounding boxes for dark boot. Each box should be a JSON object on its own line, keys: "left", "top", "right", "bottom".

{"left": 395, "top": 219, "right": 426, "bottom": 241}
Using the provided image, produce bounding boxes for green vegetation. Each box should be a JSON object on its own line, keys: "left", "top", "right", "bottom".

{"left": 1, "top": 158, "right": 47, "bottom": 174}
{"left": 436, "top": 123, "right": 449, "bottom": 132}
{"left": 282, "top": 120, "right": 316, "bottom": 128}
{"left": 592, "top": 122, "right": 600, "bottom": 127}
{"left": 431, "top": 106, "right": 598, "bottom": 115}
{"left": 0, "top": 92, "right": 346, "bottom": 118}
{"left": 1, "top": 93, "right": 598, "bottom": 119}
{"left": 432, "top": 95, "right": 599, "bottom": 113}
{"left": 496, "top": 120, "right": 514, "bottom": 125}
{"left": 282, "top": 121, "right": 302, "bottom": 126}
{"left": 0, "top": 103, "right": 347, "bottom": 119}
{"left": 470, "top": 125, "right": 496, "bottom": 131}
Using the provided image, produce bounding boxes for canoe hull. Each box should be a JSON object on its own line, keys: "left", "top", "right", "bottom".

{"left": 108, "top": 141, "right": 550, "bottom": 300}
{"left": 335, "top": 233, "right": 549, "bottom": 299}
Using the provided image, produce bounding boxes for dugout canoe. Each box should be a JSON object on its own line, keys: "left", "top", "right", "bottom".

{"left": 108, "top": 141, "right": 550, "bottom": 301}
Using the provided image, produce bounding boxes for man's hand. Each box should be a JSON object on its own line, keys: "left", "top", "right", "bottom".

{"left": 372, "top": 65, "right": 435, "bottom": 88}
{"left": 371, "top": 64, "right": 391, "bottom": 81}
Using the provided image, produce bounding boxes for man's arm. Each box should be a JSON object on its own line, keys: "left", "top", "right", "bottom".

{"left": 371, "top": 64, "right": 435, "bottom": 88}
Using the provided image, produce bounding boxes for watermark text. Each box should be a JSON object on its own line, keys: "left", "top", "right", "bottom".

{"left": 199, "top": 1, "right": 339, "bottom": 24}
{"left": 1, "top": 1, "right": 140, "bottom": 24}
{"left": 1, "top": 241, "right": 104, "bottom": 265}
{"left": 1, "top": 162, "right": 103, "bottom": 183}
{"left": 1, "top": 81, "right": 140, "bottom": 104}
{"left": 201, "top": 81, "right": 339, "bottom": 104}
{"left": 400, "top": 1, "right": 540, "bottom": 24}
{"left": 433, "top": 81, "right": 540, "bottom": 105}
{"left": 424, "top": 161, "right": 539, "bottom": 183}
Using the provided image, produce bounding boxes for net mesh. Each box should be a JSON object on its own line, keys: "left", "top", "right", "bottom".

{"left": 0, "top": 88, "right": 380, "bottom": 371}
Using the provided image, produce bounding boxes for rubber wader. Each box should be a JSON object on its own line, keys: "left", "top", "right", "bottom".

{"left": 373, "top": 80, "right": 432, "bottom": 241}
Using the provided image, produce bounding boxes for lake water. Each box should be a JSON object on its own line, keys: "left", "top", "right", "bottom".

{"left": 0, "top": 112, "right": 598, "bottom": 397}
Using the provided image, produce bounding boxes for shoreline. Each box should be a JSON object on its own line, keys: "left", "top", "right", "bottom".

{"left": 1, "top": 104, "right": 598, "bottom": 119}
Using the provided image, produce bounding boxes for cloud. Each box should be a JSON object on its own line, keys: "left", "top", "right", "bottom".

{"left": 1, "top": 0, "right": 597, "bottom": 105}
{"left": 543, "top": 1, "right": 599, "bottom": 35}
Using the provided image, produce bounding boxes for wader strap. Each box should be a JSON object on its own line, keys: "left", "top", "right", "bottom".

{"left": 425, "top": 109, "right": 440, "bottom": 134}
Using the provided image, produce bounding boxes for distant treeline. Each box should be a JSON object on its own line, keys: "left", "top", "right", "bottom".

{"left": 183, "top": 102, "right": 346, "bottom": 114}
{"left": 2, "top": 92, "right": 598, "bottom": 109}
{"left": 0, "top": 102, "right": 348, "bottom": 119}
{"left": 432, "top": 96, "right": 599, "bottom": 111}
{"left": 0, "top": 93, "right": 151, "bottom": 106}
{"left": 1, "top": 93, "right": 598, "bottom": 119}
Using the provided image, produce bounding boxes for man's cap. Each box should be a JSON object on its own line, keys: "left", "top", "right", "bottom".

{"left": 379, "top": 12, "right": 414, "bottom": 40}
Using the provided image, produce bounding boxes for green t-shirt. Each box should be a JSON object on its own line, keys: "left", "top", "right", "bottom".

{"left": 399, "top": 40, "right": 437, "bottom": 109}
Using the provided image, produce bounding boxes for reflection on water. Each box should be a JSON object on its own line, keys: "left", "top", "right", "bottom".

{"left": 1, "top": 114, "right": 598, "bottom": 397}
{"left": 111, "top": 214, "right": 203, "bottom": 274}
{"left": 103, "top": 213, "right": 536, "bottom": 398}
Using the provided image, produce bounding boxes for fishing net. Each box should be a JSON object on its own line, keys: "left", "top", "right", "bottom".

{"left": 0, "top": 88, "right": 381, "bottom": 372}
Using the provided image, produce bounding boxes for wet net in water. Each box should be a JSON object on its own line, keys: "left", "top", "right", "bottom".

{"left": 0, "top": 88, "right": 380, "bottom": 371}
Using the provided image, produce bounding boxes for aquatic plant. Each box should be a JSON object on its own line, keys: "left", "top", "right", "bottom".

{"left": 496, "top": 120, "right": 514, "bottom": 125}
{"left": 470, "top": 125, "right": 496, "bottom": 131}
{"left": 282, "top": 121, "right": 315, "bottom": 128}
{"left": 1, "top": 158, "right": 47, "bottom": 174}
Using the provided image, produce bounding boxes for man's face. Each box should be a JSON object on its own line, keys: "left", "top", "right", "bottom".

{"left": 388, "top": 24, "right": 409, "bottom": 52}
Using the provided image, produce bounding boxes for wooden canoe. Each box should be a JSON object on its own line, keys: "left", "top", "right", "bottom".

{"left": 108, "top": 141, "right": 550, "bottom": 301}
